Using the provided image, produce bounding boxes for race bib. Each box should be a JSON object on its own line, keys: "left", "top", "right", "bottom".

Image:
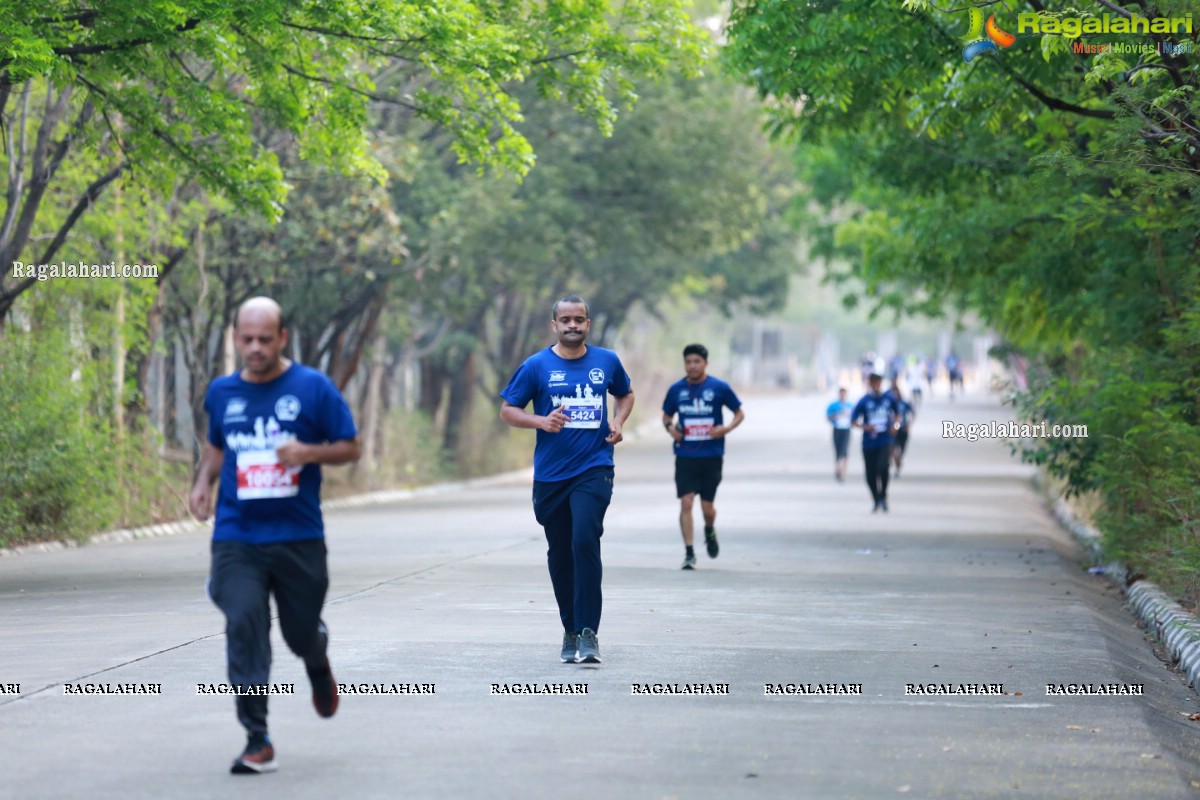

{"left": 236, "top": 450, "right": 301, "bottom": 500}
{"left": 560, "top": 399, "right": 603, "bottom": 429}
{"left": 683, "top": 417, "right": 714, "bottom": 441}
{"left": 868, "top": 407, "right": 891, "bottom": 431}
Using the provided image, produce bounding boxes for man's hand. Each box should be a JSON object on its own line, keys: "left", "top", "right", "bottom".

{"left": 188, "top": 483, "right": 212, "bottom": 522}
{"left": 276, "top": 440, "right": 312, "bottom": 467}
{"left": 540, "top": 407, "right": 569, "bottom": 434}
{"left": 606, "top": 418, "right": 624, "bottom": 445}
{"left": 709, "top": 424, "right": 728, "bottom": 440}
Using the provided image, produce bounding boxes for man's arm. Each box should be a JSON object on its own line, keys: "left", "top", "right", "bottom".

{"left": 606, "top": 391, "right": 636, "bottom": 444}
{"left": 710, "top": 406, "right": 745, "bottom": 439}
{"left": 188, "top": 443, "right": 224, "bottom": 521}
{"left": 276, "top": 438, "right": 362, "bottom": 467}
{"left": 661, "top": 412, "right": 683, "bottom": 442}
{"left": 501, "top": 399, "right": 569, "bottom": 433}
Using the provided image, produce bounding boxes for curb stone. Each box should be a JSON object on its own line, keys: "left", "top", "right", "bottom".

{"left": 1041, "top": 476, "right": 1200, "bottom": 691}
{"left": 0, "top": 467, "right": 532, "bottom": 559}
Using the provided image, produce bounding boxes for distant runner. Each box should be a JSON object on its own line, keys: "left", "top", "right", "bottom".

{"left": 826, "top": 387, "right": 853, "bottom": 483}
{"left": 851, "top": 371, "right": 900, "bottom": 513}
{"left": 661, "top": 344, "right": 745, "bottom": 570}
{"left": 189, "top": 297, "right": 360, "bottom": 775}
{"left": 500, "top": 294, "right": 635, "bottom": 665}
{"left": 889, "top": 384, "right": 916, "bottom": 478}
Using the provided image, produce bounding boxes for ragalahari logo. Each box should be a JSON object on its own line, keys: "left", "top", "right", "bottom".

{"left": 962, "top": 6, "right": 1015, "bottom": 62}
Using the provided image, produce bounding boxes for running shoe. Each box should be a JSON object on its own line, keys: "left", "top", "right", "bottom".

{"left": 681, "top": 553, "right": 696, "bottom": 570}
{"left": 231, "top": 735, "right": 276, "bottom": 775}
{"left": 308, "top": 657, "right": 339, "bottom": 718}
{"left": 577, "top": 628, "right": 601, "bottom": 664}
{"left": 704, "top": 529, "right": 719, "bottom": 559}
{"left": 880, "top": 498, "right": 889, "bottom": 513}
{"left": 561, "top": 631, "right": 579, "bottom": 664}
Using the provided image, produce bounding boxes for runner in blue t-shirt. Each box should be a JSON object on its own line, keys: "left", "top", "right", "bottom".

{"left": 189, "top": 297, "right": 359, "bottom": 775}
{"left": 889, "top": 384, "right": 916, "bottom": 478}
{"left": 826, "top": 387, "right": 853, "bottom": 483}
{"left": 500, "top": 295, "right": 635, "bottom": 665}
{"left": 661, "top": 344, "right": 744, "bottom": 570}
{"left": 851, "top": 372, "right": 901, "bottom": 513}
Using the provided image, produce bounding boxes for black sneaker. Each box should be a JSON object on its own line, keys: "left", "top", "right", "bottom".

{"left": 704, "top": 529, "right": 719, "bottom": 559}
{"left": 308, "top": 658, "right": 338, "bottom": 718}
{"left": 577, "top": 628, "right": 601, "bottom": 664}
{"left": 231, "top": 734, "right": 276, "bottom": 775}
{"left": 561, "top": 631, "right": 579, "bottom": 664}
{"left": 681, "top": 553, "right": 696, "bottom": 570}
{"left": 880, "top": 498, "right": 889, "bottom": 513}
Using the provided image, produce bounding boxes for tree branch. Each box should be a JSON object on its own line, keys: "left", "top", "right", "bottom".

{"left": 53, "top": 19, "right": 203, "bottom": 58}
{"left": 36, "top": 161, "right": 127, "bottom": 266}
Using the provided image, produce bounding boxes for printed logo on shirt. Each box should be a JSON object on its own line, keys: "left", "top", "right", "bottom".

{"left": 548, "top": 370, "right": 569, "bottom": 388}
{"left": 224, "top": 398, "right": 248, "bottom": 423}
{"left": 702, "top": 389, "right": 715, "bottom": 402}
{"left": 678, "top": 390, "right": 690, "bottom": 401}
{"left": 275, "top": 395, "right": 301, "bottom": 422}
{"left": 588, "top": 368, "right": 605, "bottom": 384}
{"left": 225, "top": 416, "right": 297, "bottom": 454}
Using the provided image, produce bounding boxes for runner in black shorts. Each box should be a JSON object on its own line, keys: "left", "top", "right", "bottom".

{"left": 889, "top": 384, "right": 915, "bottom": 478}
{"left": 826, "top": 387, "right": 853, "bottom": 482}
{"left": 662, "top": 344, "right": 744, "bottom": 570}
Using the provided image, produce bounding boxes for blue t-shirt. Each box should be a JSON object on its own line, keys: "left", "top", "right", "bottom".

{"left": 826, "top": 399, "right": 853, "bottom": 430}
{"left": 661, "top": 376, "right": 742, "bottom": 459}
{"left": 205, "top": 363, "right": 358, "bottom": 544}
{"left": 500, "top": 346, "right": 633, "bottom": 483}
{"left": 851, "top": 391, "right": 901, "bottom": 451}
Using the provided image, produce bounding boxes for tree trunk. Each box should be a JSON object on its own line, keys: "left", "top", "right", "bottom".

{"left": 442, "top": 348, "right": 477, "bottom": 457}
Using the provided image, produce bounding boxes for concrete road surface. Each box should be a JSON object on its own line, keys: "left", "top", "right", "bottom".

{"left": 3, "top": 391, "right": 1200, "bottom": 799}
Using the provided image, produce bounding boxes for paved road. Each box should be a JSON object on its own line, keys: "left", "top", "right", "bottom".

{"left": 3, "top": 391, "right": 1200, "bottom": 799}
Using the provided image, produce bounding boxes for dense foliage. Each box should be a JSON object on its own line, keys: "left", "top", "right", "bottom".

{"left": 724, "top": 0, "right": 1200, "bottom": 602}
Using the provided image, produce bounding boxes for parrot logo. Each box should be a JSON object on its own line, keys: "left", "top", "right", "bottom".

{"left": 963, "top": 7, "right": 1016, "bottom": 61}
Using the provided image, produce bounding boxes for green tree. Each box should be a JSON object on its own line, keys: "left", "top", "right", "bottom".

{"left": 1, "top": 0, "right": 707, "bottom": 317}
{"left": 722, "top": 0, "right": 1200, "bottom": 600}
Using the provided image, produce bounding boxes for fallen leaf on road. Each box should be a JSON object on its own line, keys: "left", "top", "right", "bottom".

{"left": 896, "top": 786, "right": 911, "bottom": 793}
{"left": 1066, "top": 725, "right": 1085, "bottom": 730}
{"left": 1138, "top": 753, "right": 1162, "bottom": 759}
{"left": 941, "top": 746, "right": 954, "bottom": 752}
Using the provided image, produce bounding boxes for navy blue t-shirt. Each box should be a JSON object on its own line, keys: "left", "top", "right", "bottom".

{"left": 500, "top": 346, "right": 633, "bottom": 483}
{"left": 205, "top": 363, "right": 358, "bottom": 544}
{"left": 661, "top": 376, "right": 742, "bottom": 459}
{"left": 851, "top": 391, "right": 901, "bottom": 451}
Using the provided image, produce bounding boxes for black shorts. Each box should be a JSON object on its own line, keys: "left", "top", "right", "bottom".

{"left": 894, "top": 429, "right": 909, "bottom": 452}
{"left": 675, "top": 456, "right": 723, "bottom": 501}
{"left": 833, "top": 428, "right": 850, "bottom": 459}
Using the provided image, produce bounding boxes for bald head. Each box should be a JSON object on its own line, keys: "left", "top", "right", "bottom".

{"left": 234, "top": 296, "right": 289, "bottom": 381}
{"left": 236, "top": 296, "right": 284, "bottom": 334}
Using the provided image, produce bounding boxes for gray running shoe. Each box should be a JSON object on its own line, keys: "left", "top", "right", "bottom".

{"left": 561, "top": 631, "right": 579, "bottom": 664}
{"left": 681, "top": 553, "right": 696, "bottom": 570}
{"left": 577, "top": 628, "right": 601, "bottom": 664}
